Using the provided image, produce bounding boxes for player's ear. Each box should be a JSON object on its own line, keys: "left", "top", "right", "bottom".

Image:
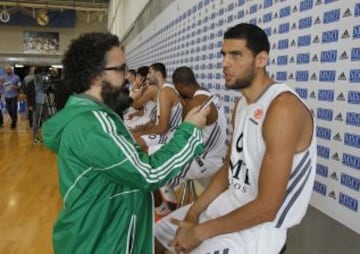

{"left": 255, "top": 51, "right": 268, "bottom": 68}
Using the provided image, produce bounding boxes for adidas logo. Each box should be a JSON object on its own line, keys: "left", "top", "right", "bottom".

{"left": 290, "top": 56, "right": 295, "bottom": 63}
{"left": 328, "top": 191, "right": 337, "bottom": 200}
{"left": 312, "top": 54, "right": 319, "bottom": 62}
{"left": 335, "top": 113, "right": 343, "bottom": 121}
{"left": 292, "top": 6, "right": 298, "bottom": 12}
{"left": 274, "top": 12, "right": 278, "bottom": 19}
{"left": 333, "top": 133, "right": 342, "bottom": 142}
{"left": 311, "top": 73, "right": 317, "bottom": 80}
{"left": 331, "top": 153, "right": 340, "bottom": 161}
{"left": 343, "top": 8, "right": 351, "bottom": 17}
{"left": 315, "top": 0, "right": 322, "bottom": 5}
{"left": 330, "top": 172, "right": 338, "bottom": 181}
{"left": 338, "top": 72, "right": 347, "bottom": 80}
{"left": 341, "top": 30, "right": 350, "bottom": 39}
{"left": 272, "top": 58, "right": 276, "bottom": 64}
{"left": 292, "top": 23, "right": 297, "bottom": 30}
{"left": 314, "top": 16, "right": 322, "bottom": 24}
{"left": 288, "top": 73, "right": 294, "bottom": 79}
{"left": 339, "top": 51, "right": 348, "bottom": 60}
{"left": 310, "top": 91, "right": 316, "bottom": 99}
{"left": 291, "top": 40, "right": 296, "bottom": 47}
{"left": 336, "top": 92, "right": 345, "bottom": 101}
{"left": 273, "top": 28, "right": 277, "bottom": 34}
{"left": 313, "top": 35, "right": 320, "bottom": 43}
{"left": 272, "top": 43, "right": 277, "bottom": 49}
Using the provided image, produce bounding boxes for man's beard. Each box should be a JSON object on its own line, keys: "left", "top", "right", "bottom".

{"left": 100, "top": 80, "right": 124, "bottom": 111}
{"left": 225, "top": 65, "right": 255, "bottom": 90}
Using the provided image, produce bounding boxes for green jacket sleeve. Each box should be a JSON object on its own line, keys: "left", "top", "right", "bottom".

{"left": 64, "top": 111, "right": 203, "bottom": 191}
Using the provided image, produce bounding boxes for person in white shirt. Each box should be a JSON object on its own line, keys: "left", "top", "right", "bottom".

{"left": 155, "top": 23, "right": 316, "bottom": 254}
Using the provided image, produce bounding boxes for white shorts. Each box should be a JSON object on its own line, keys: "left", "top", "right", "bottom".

{"left": 167, "top": 155, "right": 223, "bottom": 188}
{"left": 155, "top": 196, "right": 287, "bottom": 254}
{"left": 141, "top": 131, "right": 174, "bottom": 151}
{"left": 124, "top": 115, "right": 151, "bottom": 129}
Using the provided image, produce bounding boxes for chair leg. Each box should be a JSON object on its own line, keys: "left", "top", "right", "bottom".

{"left": 177, "top": 180, "right": 197, "bottom": 208}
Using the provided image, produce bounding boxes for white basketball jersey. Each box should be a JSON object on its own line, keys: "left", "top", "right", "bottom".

{"left": 143, "top": 99, "right": 157, "bottom": 122}
{"left": 193, "top": 90, "right": 227, "bottom": 161}
{"left": 228, "top": 83, "right": 316, "bottom": 229}
{"left": 156, "top": 83, "right": 183, "bottom": 133}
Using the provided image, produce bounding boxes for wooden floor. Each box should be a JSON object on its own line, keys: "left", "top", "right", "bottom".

{"left": 0, "top": 113, "right": 61, "bottom": 254}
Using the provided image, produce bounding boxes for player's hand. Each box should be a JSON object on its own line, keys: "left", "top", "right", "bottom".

{"left": 168, "top": 218, "right": 201, "bottom": 253}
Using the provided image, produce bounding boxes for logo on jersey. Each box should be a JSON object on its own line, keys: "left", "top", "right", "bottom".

{"left": 253, "top": 108, "right": 263, "bottom": 120}
{"left": 230, "top": 132, "right": 251, "bottom": 192}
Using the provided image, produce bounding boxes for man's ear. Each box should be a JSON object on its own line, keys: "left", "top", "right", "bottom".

{"left": 92, "top": 73, "right": 104, "bottom": 87}
{"left": 255, "top": 51, "right": 269, "bottom": 68}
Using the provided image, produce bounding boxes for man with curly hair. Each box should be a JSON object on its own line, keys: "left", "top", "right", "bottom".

{"left": 42, "top": 32, "right": 210, "bottom": 254}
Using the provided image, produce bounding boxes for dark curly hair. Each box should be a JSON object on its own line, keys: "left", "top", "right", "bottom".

{"left": 62, "top": 32, "right": 120, "bottom": 94}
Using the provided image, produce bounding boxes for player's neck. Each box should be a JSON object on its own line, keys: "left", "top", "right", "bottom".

{"left": 242, "top": 75, "right": 273, "bottom": 104}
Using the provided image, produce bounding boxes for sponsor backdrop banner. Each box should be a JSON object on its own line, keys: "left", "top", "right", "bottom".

{"left": 125, "top": 0, "right": 360, "bottom": 233}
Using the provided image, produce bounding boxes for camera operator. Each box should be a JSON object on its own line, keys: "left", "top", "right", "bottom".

{"left": 26, "top": 66, "right": 49, "bottom": 144}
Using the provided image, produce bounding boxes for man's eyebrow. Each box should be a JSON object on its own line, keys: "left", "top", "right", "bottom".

{"left": 220, "top": 50, "right": 242, "bottom": 55}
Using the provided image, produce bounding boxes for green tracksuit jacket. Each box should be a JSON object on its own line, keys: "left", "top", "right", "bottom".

{"left": 42, "top": 94, "right": 203, "bottom": 254}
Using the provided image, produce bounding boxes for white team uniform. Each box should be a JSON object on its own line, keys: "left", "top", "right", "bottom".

{"left": 123, "top": 99, "right": 157, "bottom": 129}
{"left": 155, "top": 83, "right": 317, "bottom": 254}
{"left": 141, "top": 83, "right": 182, "bottom": 151}
{"left": 167, "top": 90, "right": 227, "bottom": 188}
